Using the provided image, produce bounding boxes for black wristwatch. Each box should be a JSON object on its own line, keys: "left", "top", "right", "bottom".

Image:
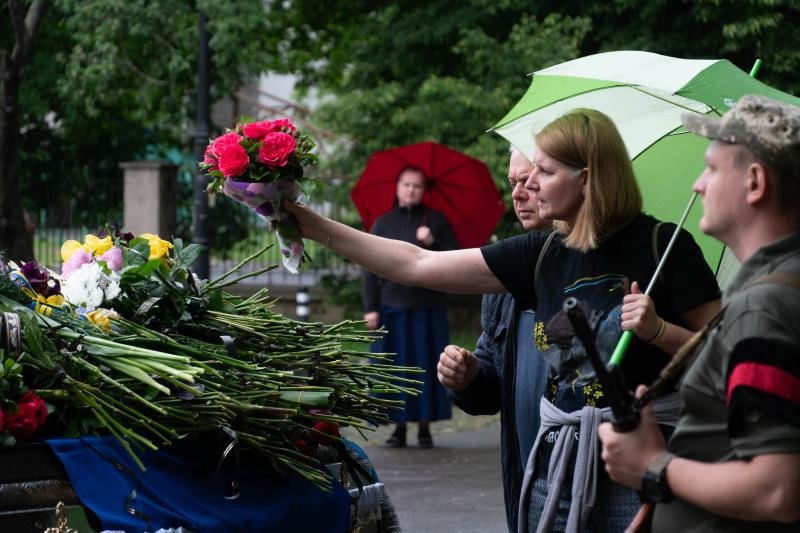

{"left": 641, "top": 451, "right": 675, "bottom": 503}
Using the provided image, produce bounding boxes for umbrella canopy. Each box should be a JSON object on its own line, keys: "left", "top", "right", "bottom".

{"left": 492, "top": 50, "right": 800, "bottom": 283}
{"left": 351, "top": 141, "right": 505, "bottom": 248}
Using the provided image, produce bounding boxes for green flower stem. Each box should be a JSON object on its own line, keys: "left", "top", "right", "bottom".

{"left": 205, "top": 265, "right": 279, "bottom": 291}
{"left": 204, "top": 243, "right": 275, "bottom": 291}
{"left": 64, "top": 355, "right": 168, "bottom": 415}
{"left": 74, "top": 389, "right": 154, "bottom": 469}
{"left": 93, "top": 357, "right": 172, "bottom": 395}
{"left": 54, "top": 327, "right": 194, "bottom": 363}
{"left": 86, "top": 386, "right": 179, "bottom": 443}
{"left": 117, "top": 357, "right": 199, "bottom": 383}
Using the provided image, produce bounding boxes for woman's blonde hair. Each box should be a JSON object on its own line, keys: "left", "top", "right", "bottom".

{"left": 535, "top": 108, "right": 642, "bottom": 251}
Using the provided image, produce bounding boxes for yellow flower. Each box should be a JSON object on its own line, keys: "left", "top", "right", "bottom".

{"left": 139, "top": 233, "right": 174, "bottom": 260}
{"left": 86, "top": 308, "right": 120, "bottom": 330}
{"left": 60, "top": 240, "right": 84, "bottom": 262}
{"left": 46, "top": 294, "right": 68, "bottom": 308}
{"left": 84, "top": 234, "right": 114, "bottom": 256}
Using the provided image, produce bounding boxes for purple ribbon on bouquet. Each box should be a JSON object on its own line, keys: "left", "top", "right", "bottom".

{"left": 223, "top": 179, "right": 307, "bottom": 273}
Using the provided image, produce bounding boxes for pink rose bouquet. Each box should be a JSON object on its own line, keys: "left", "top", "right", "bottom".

{"left": 200, "top": 118, "right": 318, "bottom": 273}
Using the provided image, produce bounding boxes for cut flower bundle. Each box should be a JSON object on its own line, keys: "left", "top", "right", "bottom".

{"left": 0, "top": 228, "right": 418, "bottom": 490}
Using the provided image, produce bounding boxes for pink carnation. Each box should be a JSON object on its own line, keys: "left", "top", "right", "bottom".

{"left": 258, "top": 132, "right": 296, "bottom": 168}
{"left": 61, "top": 248, "right": 92, "bottom": 279}
{"left": 99, "top": 246, "right": 123, "bottom": 272}
{"left": 217, "top": 143, "right": 250, "bottom": 178}
{"left": 243, "top": 119, "right": 296, "bottom": 141}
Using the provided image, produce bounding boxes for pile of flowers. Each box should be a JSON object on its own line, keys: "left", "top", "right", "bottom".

{"left": 200, "top": 117, "right": 318, "bottom": 273}
{"left": 0, "top": 225, "right": 418, "bottom": 489}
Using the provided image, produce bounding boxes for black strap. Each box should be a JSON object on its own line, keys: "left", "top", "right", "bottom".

{"left": 534, "top": 230, "right": 558, "bottom": 297}
{"left": 652, "top": 221, "right": 664, "bottom": 265}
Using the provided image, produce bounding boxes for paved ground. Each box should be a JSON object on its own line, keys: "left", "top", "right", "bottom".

{"left": 344, "top": 410, "right": 508, "bottom": 533}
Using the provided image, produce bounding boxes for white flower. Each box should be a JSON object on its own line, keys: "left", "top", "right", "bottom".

{"left": 60, "top": 262, "right": 121, "bottom": 311}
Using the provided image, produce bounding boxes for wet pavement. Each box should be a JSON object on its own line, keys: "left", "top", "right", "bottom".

{"left": 344, "top": 411, "right": 508, "bottom": 533}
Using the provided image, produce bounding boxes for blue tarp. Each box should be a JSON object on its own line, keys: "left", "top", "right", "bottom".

{"left": 47, "top": 436, "right": 351, "bottom": 533}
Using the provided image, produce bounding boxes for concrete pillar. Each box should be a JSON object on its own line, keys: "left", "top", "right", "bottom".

{"left": 120, "top": 161, "right": 178, "bottom": 238}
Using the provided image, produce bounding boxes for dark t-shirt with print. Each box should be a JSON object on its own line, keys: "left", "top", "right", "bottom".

{"left": 480, "top": 213, "right": 720, "bottom": 390}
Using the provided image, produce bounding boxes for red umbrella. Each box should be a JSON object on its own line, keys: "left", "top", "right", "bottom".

{"left": 351, "top": 141, "right": 505, "bottom": 248}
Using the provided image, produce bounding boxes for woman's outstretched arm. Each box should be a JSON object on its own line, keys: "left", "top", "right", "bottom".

{"left": 285, "top": 201, "right": 507, "bottom": 294}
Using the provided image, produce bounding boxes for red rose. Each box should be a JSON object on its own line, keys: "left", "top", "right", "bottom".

{"left": 216, "top": 143, "right": 250, "bottom": 178}
{"left": 19, "top": 391, "right": 48, "bottom": 425}
{"left": 311, "top": 421, "right": 341, "bottom": 446}
{"left": 0, "top": 408, "right": 4, "bottom": 433}
{"left": 4, "top": 393, "right": 47, "bottom": 442}
{"left": 243, "top": 119, "right": 296, "bottom": 141}
{"left": 294, "top": 438, "right": 316, "bottom": 458}
{"left": 258, "top": 132, "right": 296, "bottom": 168}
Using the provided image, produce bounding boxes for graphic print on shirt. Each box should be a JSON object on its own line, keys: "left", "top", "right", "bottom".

{"left": 535, "top": 273, "right": 630, "bottom": 386}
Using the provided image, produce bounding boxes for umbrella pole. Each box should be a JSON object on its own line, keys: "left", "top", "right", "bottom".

{"left": 609, "top": 192, "right": 699, "bottom": 367}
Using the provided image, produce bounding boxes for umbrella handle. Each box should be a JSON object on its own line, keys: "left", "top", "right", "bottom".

{"left": 609, "top": 330, "right": 634, "bottom": 368}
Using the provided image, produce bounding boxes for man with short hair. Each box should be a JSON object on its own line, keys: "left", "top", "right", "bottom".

{"left": 598, "top": 94, "right": 800, "bottom": 532}
{"left": 437, "top": 147, "right": 552, "bottom": 532}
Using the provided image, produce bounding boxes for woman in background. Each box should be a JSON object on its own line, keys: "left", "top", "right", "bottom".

{"left": 363, "top": 166, "right": 459, "bottom": 448}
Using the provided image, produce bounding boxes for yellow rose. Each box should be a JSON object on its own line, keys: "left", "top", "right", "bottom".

{"left": 84, "top": 234, "right": 114, "bottom": 256}
{"left": 60, "top": 240, "right": 84, "bottom": 262}
{"left": 139, "top": 233, "right": 174, "bottom": 260}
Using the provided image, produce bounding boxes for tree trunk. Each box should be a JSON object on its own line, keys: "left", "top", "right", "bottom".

{"left": 0, "top": 0, "right": 48, "bottom": 262}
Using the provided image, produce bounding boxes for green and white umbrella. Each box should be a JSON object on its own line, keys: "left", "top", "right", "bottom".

{"left": 492, "top": 50, "right": 800, "bottom": 287}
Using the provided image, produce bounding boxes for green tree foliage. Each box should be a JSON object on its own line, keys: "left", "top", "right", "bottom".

{"left": 264, "top": 0, "right": 590, "bottom": 237}
{"left": 554, "top": 0, "right": 800, "bottom": 95}
{"left": 4, "top": 0, "right": 799, "bottom": 265}
{"left": 3, "top": 0, "right": 281, "bottom": 260}
{"left": 265, "top": 0, "right": 799, "bottom": 239}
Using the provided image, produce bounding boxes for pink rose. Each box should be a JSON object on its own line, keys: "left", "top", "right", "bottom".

{"left": 270, "top": 119, "right": 296, "bottom": 133}
{"left": 61, "top": 248, "right": 92, "bottom": 279}
{"left": 216, "top": 143, "right": 250, "bottom": 178}
{"left": 210, "top": 132, "right": 242, "bottom": 157}
{"left": 258, "top": 132, "right": 296, "bottom": 168}
{"left": 202, "top": 144, "right": 218, "bottom": 171}
{"left": 99, "top": 246, "right": 123, "bottom": 272}
{"left": 243, "top": 119, "right": 296, "bottom": 141}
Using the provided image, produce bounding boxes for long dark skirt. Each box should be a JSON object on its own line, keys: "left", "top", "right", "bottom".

{"left": 372, "top": 305, "right": 452, "bottom": 423}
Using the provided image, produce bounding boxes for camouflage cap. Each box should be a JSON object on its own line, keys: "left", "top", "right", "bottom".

{"left": 681, "top": 94, "right": 800, "bottom": 178}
